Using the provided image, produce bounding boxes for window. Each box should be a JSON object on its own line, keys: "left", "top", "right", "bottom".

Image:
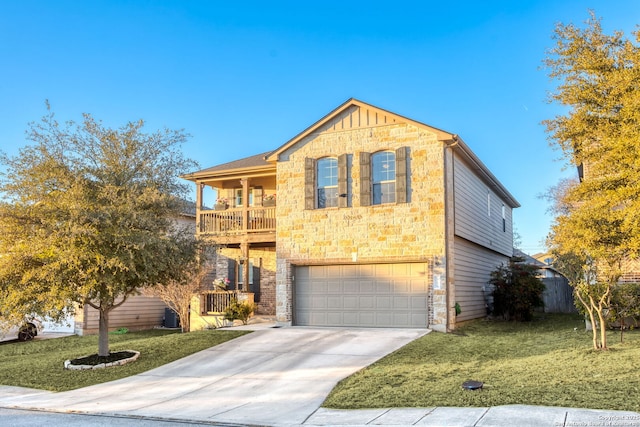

{"left": 372, "top": 151, "right": 396, "bottom": 205}
{"left": 234, "top": 188, "right": 255, "bottom": 207}
{"left": 305, "top": 155, "right": 349, "bottom": 210}
{"left": 316, "top": 157, "right": 338, "bottom": 208}
{"left": 502, "top": 204, "right": 506, "bottom": 232}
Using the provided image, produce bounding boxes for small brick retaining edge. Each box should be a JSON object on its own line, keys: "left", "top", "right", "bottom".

{"left": 63, "top": 350, "right": 140, "bottom": 371}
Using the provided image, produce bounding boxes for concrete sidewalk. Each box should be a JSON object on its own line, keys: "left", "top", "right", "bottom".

{"left": 305, "top": 406, "right": 640, "bottom": 426}
{"left": 1, "top": 323, "right": 638, "bottom": 426}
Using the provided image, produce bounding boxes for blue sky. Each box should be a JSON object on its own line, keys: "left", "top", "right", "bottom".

{"left": 1, "top": 1, "right": 638, "bottom": 255}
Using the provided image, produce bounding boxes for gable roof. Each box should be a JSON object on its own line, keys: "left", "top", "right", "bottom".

{"left": 266, "top": 98, "right": 455, "bottom": 162}
{"left": 265, "top": 98, "right": 520, "bottom": 208}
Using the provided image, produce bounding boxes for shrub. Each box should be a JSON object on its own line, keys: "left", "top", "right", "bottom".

{"left": 488, "top": 257, "right": 545, "bottom": 321}
{"left": 223, "top": 299, "right": 256, "bottom": 325}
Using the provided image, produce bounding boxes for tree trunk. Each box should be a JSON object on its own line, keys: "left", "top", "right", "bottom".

{"left": 597, "top": 307, "right": 607, "bottom": 350}
{"left": 98, "top": 307, "right": 110, "bottom": 357}
{"left": 577, "top": 290, "right": 599, "bottom": 349}
{"left": 180, "top": 306, "right": 190, "bottom": 333}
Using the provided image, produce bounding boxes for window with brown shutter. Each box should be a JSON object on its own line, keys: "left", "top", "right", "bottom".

{"left": 304, "top": 157, "right": 316, "bottom": 210}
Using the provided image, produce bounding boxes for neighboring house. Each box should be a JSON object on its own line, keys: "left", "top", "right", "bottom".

{"left": 183, "top": 98, "right": 520, "bottom": 332}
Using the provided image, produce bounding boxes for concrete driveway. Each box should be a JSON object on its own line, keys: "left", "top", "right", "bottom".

{"left": 0, "top": 324, "right": 428, "bottom": 426}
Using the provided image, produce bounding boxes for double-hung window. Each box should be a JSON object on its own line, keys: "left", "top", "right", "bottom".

{"left": 372, "top": 151, "right": 396, "bottom": 205}
{"left": 316, "top": 157, "right": 338, "bottom": 208}
{"left": 304, "top": 155, "right": 349, "bottom": 210}
{"left": 360, "top": 147, "right": 407, "bottom": 206}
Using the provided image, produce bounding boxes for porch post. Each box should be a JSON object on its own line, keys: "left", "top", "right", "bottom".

{"left": 196, "top": 182, "right": 203, "bottom": 233}
{"left": 240, "top": 241, "right": 250, "bottom": 292}
{"left": 196, "top": 182, "right": 203, "bottom": 210}
{"left": 241, "top": 178, "right": 249, "bottom": 232}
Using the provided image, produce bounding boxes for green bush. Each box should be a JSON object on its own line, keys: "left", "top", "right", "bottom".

{"left": 609, "top": 282, "right": 640, "bottom": 328}
{"left": 224, "top": 298, "right": 256, "bottom": 325}
{"left": 488, "top": 257, "right": 545, "bottom": 321}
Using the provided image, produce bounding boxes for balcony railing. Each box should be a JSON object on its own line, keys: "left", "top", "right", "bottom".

{"left": 198, "top": 206, "right": 276, "bottom": 235}
{"left": 201, "top": 290, "right": 254, "bottom": 314}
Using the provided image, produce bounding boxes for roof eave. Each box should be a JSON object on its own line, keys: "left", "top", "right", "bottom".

{"left": 181, "top": 164, "right": 275, "bottom": 182}
{"left": 451, "top": 136, "right": 521, "bottom": 209}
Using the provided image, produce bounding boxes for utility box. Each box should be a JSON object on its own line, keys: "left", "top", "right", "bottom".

{"left": 164, "top": 308, "right": 180, "bottom": 328}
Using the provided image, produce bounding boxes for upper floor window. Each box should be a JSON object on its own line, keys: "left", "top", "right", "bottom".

{"left": 372, "top": 151, "right": 396, "bottom": 205}
{"left": 317, "top": 157, "right": 338, "bottom": 208}
{"left": 359, "top": 147, "right": 407, "bottom": 207}
{"left": 305, "top": 155, "right": 348, "bottom": 210}
{"left": 234, "top": 187, "right": 256, "bottom": 207}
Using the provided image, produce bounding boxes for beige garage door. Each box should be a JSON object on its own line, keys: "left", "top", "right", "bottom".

{"left": 294, "top": 263, "right": 429, "bottom": 327}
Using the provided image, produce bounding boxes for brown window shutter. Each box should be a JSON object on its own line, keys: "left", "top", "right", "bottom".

{"left": 304, "top": 157, "right": 316, "bottom": 210}
{"left": 338, "top": 153, "right": 348, "bottom": 208}
{"left": 227, "top": 258, "right": 237, "bottom": 290}
{"left": 360, "top": 152, "right": 371, "bottom": 207}
{"left": 395, "top": 146, "right": 407, "bottom": 203}
{"left": 254, "top": 186, "right": 263, "bottom": 206}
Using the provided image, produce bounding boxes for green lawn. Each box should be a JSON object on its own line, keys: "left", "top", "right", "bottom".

{"left": 0, "top": 329, "right": 249, "bottom": 391}
{"left": 324, "top": 314, "right": 640, "bottom": 412}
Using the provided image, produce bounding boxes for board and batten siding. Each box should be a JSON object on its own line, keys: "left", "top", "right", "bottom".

{"left": 453, "top": 236, "right": 509, "bottom": 322}
{"left": 74, "top": 295, "right": 168, "bottom": 335}
{"left": 453, "top": 155, "right": 513, "bottom": 257}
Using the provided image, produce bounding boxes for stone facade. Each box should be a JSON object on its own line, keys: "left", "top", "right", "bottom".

{"left": 274, "top": 119, "right": 449, "bottom": 328}
{"left": 215, "top": 246, "right": 277, "bottom": 315}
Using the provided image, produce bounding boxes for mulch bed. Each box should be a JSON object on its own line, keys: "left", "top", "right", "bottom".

{"left": 69, "top": 351, "right": 137, "bottom": 366}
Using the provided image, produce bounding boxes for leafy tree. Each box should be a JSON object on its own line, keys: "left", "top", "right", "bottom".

{"left": 0, "top": 105, "right": 196, "bottom": 357}
{"left": 544, "top": 12, "right": 640, "bottom": 349}
{"left": 488, "top": 257, "right": 545, "bottom": 321}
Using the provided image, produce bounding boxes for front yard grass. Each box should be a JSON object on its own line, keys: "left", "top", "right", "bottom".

{"left": 0, "top": 329, "right": 249, "bottom": 391}
{"left": 324, "top": 313, "right": 640, "bottom": 412}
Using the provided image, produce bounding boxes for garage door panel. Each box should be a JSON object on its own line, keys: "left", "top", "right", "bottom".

{"left": 327, "top": 281, "right": 341, "bottom": 293}
{"left": 358, "top": 312, "right": 375, "bottom": 324}
{"left": 359, "top": 281, "right": 375, "bottom": 293}
{"left": 376, "top": 296, "right": 392, "bottom": 309}
{"left": 375, "top": 282, "right": 392, "bottom": 293}
{"left": 343, "top": 296, "right": 358, "bottom": 310}
{"left": 327, "top": 296, "right": 342, "bottom": 309}
{"left": 393, "top": 296, "right": 409, "bottom": 309}
{"left": 411, "top": 298, "right": 428, "bottom": 309}
{"left": 311, "top": 296, "right": 327, "bottom": 309}
{"left": 393, "top": 313, "right": 410, "bottom": 326}
{"left": 359, "top": 296, "right": 375, "bottom": 309}
{"left": 343, "top": 281, "right": 360, "bottom": 293}
{"left": 295, "top": 263, "right": 429, "bottom": 328}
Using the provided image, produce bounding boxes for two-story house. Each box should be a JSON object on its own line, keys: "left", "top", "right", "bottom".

{"left": 183, "top": 99, "right": 519, "bottom": 331}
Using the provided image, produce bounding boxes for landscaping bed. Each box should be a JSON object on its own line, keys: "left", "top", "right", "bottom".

{"left": 0, "top": 329, "right": 250, "bottom": 391}
{"left": 323, "top": 313, "right": 640, "bottom": 412}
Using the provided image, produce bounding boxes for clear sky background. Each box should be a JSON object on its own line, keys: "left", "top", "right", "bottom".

{"left": 1, "top": 1, "right": 638, "bottom": 255}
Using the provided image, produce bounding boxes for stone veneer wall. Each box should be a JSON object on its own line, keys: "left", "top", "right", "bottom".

{"left": 274, "top": 120, "right": 448, "bottom": 328}
{"left": 216, "top": 247, "right": 277, "bottom": 315}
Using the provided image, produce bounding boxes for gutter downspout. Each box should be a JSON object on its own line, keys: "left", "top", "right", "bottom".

{"left": 444, "top": 135, "right": 459, "bottom": 332}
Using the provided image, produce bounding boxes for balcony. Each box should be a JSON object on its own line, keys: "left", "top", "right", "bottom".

{"left": 197, "top": 206, "right": 276, "bottom": 244}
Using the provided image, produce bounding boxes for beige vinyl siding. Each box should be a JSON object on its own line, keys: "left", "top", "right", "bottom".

{"left": 74, "top": 295, "right": 168, "bottom": 335}
{"left": 453, "top": 236, "right": 508, "bottom": 322}
{"left": 453, "top": 155, "right": 513, "bottom": 257}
